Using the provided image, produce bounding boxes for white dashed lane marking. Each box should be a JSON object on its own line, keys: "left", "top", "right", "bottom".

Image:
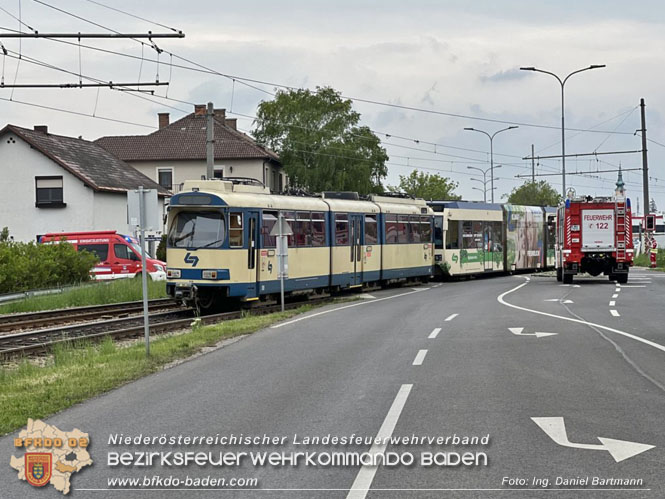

{"left": 612, "top": 294, "right": 618, "bottom": 299}
{"left": 610, "top": 310, "right": 620, "bottom": 317}
{"left": 346, "top": 384, "right": 412, "bottom": 499}
{"left": 609, "top": 301, "right": 616, "bottom": 307}
{"left": 413, "top": 350, "right": 428, "bottom": 366}
{"left": 444, "top": 313, "right": 458, "bottom": 322}
{"left": 428, "top": 328, "right": 441, "bottom": 339}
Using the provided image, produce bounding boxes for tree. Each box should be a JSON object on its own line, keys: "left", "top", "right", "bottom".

{"left": 505, "top": 180, "right": 562, "bottom": 206}
{"left": 650, "top": 198, "right": 657, "bottom": 213}
{"left": 389, "top": 171, "right": 461, "bottom": 200}
{"left": 253, "top": 87, "right": 388, "bottom": 194}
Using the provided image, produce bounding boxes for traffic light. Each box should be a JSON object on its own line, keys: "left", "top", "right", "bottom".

{"left": 645, "top": 214, "right": 656, "bottom": 231}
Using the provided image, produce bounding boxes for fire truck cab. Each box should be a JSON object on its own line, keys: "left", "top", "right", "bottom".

{"left": 555, "top": 190, "right": 633, "bottom": 284}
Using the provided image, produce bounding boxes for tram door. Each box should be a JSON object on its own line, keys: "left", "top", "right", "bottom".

{"left": 483, "top": 222, "right": 494, "bottom": 271}
{"left": 246, "top": 211, "right": 260, "bottom": 296}
{"left": 349, "top": 214, "right": 364, "bottom": 286}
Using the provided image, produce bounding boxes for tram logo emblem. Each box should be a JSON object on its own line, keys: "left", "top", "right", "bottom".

{"left": 25, "top": 453, "right": 52, "bottom": 487}
{"left": 184, "top": 252, "right": 200, "bottom": 267}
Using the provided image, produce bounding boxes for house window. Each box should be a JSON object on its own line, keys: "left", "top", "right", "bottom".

{"left": 35, "top": 176, "right": 65, "bottom": 207}
{"left": 157, "top": 168, "right": 173, "bottom": 190}
{"left": 213, "top": 167, "right": 224, "bottom": 179}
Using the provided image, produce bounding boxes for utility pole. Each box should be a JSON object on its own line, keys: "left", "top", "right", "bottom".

{"left": 531, "top": 144, "right": 535, "bottom": 183}
{"left": 206, "top": 102, "right": 215, "bottom": 179}
{"left": 640, "top": 98, "right": 649, "bottom": 218}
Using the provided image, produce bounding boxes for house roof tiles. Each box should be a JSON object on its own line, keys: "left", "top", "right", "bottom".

{"left": 94, "top": 111, "right": 280, "bottom": 163}
{"left": 1, "top": 125, "right": 170, "bottom": 196}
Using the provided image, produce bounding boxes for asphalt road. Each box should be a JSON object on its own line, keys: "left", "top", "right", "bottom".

{"left": 2, "top": 268, "right": 665, "bottom": 498}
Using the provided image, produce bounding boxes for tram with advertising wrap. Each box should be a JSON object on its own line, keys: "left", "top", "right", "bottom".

{"left": 429, "top": 201, "right": 556, "bottom": 278}
{"left": 165, "top": 179, "right": 435, "bottom": 311}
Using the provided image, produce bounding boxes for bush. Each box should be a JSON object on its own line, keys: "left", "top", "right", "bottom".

{"left": 0, "top": 228, "right": 98, "bottom": 294}
{"left": 156, "top": 234, "right": 167, "bottom": 262}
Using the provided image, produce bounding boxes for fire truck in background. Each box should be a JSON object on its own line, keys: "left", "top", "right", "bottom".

{"left": 555, "top": 185, "right": 633, "bottom": 284}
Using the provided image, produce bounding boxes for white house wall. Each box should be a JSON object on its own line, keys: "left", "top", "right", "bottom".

{"left": 0, "top": 132, "right": 152, "bottom": 242}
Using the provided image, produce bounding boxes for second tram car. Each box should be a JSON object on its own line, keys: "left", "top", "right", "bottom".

{"left": 429, "top": 201, "right": 556, "bottom": 278}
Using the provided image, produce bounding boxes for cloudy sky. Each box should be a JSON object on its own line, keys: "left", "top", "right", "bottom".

{"left": 1, "top": 0, "right": 664, "bottom": 211}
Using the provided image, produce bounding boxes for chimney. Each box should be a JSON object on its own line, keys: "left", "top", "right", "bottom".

{"left": 225, "top": 118, "right": 237, "bottom": 130}
{"left": 214, "top": 108, "right": 226, "bottom": 124}
{"left": 158, "top": 112, "right": 170, "bottom": 129}
{"left": 34, "top": 125, "right": 48, "bottom": 133}
{"left": 194, "top": 104, "right": 206, "bottom": 116}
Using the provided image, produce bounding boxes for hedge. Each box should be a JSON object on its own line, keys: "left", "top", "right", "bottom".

{"left": 0, "top": 228, "right": 98, "bottom": 294}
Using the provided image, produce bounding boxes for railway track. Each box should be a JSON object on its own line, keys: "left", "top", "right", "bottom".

{"left": 0, "top": 297, "right": 330, "bottom": 358}
{"left": 0, "top": 298, "right": 180, "bottom": 333}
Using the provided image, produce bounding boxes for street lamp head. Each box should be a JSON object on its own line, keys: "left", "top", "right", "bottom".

{"left": 464, "top": 127, "right": 475, "bottom": 131}
{"left": 589, "top": 64, "right": 606, "bottom": 69}
{"left": 494, "top": 164, "right": 503, "bottom": 169}
{"left": 507, "top": 126, "right": 518, "bottom": 130}
{"left": 520, "top": 67, "right": 536, "bottom": 71}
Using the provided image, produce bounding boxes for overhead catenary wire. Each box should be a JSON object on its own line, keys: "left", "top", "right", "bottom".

{"left": 1, "top": 4, "right": 660, "bottom": 196}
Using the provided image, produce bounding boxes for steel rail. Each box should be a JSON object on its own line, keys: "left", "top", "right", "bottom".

{"left": 0, "top": 299, "right": 178, "bottom": 333}
{"left": 0, "top": 298, "right": 331, "bottom": 357}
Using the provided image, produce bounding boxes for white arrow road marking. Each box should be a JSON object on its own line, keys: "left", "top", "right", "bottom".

{"left": 531, "top": 417, "right": 654, "bottom": 463}
{"left": 508, "top": 327, "right": 558, "bottom": 338}
{"left": 498, "top": 281, "right": 665, "bottom": 354}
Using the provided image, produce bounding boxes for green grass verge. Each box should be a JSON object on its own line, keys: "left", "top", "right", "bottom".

{"left": 0, "top": 279, "right": 168, "bottom": 315}
{"left": 0, "top": 305, "right": 314, "bottom": 435}
{"left": 634, "top": 248, "right": 665, "bottom": 270}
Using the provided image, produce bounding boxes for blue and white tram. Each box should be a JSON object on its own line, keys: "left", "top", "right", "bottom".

{"left": 165, "top": 179, "right": 434, "bottom": 310}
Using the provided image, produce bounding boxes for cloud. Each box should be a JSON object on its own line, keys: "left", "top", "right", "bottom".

{"left": 479, "top": 69, "right": 528, "bottom": 83}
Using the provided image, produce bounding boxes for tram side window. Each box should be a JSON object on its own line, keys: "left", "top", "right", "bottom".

{"left": 385, "top": 215, "right": 398, "bottom": 244}
{"left": 295, "top": 212, "right": 312, "bottom": 247}
{"left": 397, "top": 215, "right": 410, "bottom": 244}
{"left": 434, "top": 217, "right": 444, "bottom": 249}
{"left": 311, "top": 212, "right": 326, "bottom": 247}
{"left": 335, "top": 213, "right": 349, "bottom": 245}
{"left": 461, "top": 221, "right": 483, "bottom": 250}
{"left": 446, "top": 221, "right": 460, "bottom": 249}
{"left": 284, "top": 212, "right": 296, "bottom": 247}
{"left": 421, "top": 216, "right": 432, "bottom": 243}
{"left": 78, "top": 244, "right": 108, "bottom": 262}
{"left": 410, "top": 215, "right": 422, "bottom": 243}
{"left": 364, "top": 215, "right": 378, "bottom": 245}
{"left": 490, "top": 221, "right": 503, "bottom": 252}
{"left": 261, "top": 211, "right": 278, "bottom": 248}
{"left": 229, "top": 212, "right": 243, "bottom": 247}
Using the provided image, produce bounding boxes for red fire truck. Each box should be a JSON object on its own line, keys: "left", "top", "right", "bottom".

{"left": 555, "top": 194, "right": 633, "bottom": 284}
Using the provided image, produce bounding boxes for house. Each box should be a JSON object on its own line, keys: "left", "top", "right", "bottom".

{"left": 95, "top": 105, "right": 284, "bottom": 194}
{"left": 0, "top": 124, "right": 169, "bottom": 242}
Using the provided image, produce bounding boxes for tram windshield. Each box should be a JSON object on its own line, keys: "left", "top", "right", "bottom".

{"left": 168, "top": 211, "right": 226, "bottom": 249}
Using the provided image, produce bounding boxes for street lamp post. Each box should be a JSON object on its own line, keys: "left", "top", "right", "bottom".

{"left": 468, "top": 165, "right": 501, "bottom": 202}
{"left": 464, "top": 127, "right": 517, "bottom": 203}
{"left": 519, "top": 64, "right": 605, "bottom": 197}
